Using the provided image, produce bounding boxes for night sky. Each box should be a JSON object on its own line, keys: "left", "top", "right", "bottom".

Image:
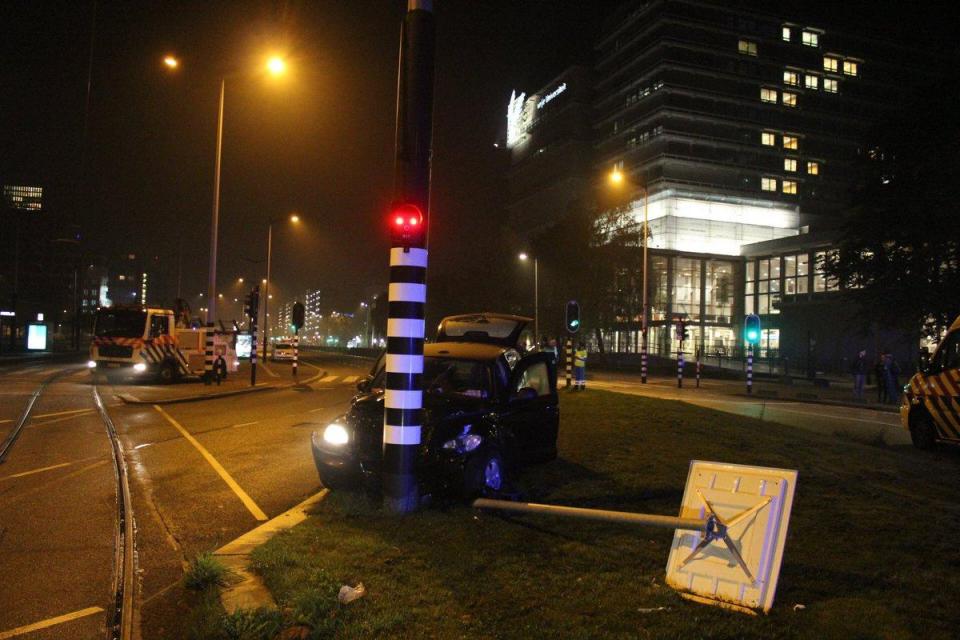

{"left": 1, "top": 1, "right": 952, "bottom": 319}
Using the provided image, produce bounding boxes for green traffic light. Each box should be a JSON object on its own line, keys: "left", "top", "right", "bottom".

{"left": 570, "top": 319, "right": 580, "bottom": 328}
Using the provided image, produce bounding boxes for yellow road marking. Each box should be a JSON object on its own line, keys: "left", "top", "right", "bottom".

{"left": 343, "top": 375, "right": 359, "bottom": 383}
{"left": 153, "top": 405, "right": 268, "bottom": 521}
{"left": 0, "top": 606, "right": 104, "bottom": 639}
{"left": 2, "top": 462, "right": 72, "bottom": 480}
{"left": 259, "top": 362, "right": 280, "bottom": 378}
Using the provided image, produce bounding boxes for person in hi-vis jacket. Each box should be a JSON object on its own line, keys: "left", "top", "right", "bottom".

{"left": 574, "top": 343, "right": 587, "bottom": 390}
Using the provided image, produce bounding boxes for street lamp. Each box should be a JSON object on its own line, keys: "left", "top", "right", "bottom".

{"left": 163, "top": 54, "right": 288, "bottom": 327}
{"left": 262, "top": 213, "right": 301, "bottom": 360}
{"left": 609, "top": 167, "right": 650, "bottom": 383}
{"left": 518, "top": 252, "right": 539, "bottom": 341}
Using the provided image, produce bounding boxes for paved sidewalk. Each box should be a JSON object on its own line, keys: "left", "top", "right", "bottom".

{"left": 591, "top": 369, "right": 900, "bottom": 413}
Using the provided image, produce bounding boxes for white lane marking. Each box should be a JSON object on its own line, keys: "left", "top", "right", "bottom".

{"left": 153, "top": 405, "right": 268, "bottom": 521}
{"left": 0, "top": 419, "right": 11, "bottom": 425}
{"left": 1, "top": 461, "right": 72, "bottom": 480}
{"left": 232, "top": 421, "right": 259, "bottom": 428}
{"left": 319, "top": 375, "right": 338, "bottom": 383}
{"left": 342, "top": 375, "right": 359, "bottom": 383}
{"left": 0, "top": 606, "right": 104, "bottom": 639}
{"left": 134, "top": 443, "right": 153, "bottom": 450}
{"left": 259, "top": 363, "right": 280, "bottom": 378}
{"left": 32, "top": 407, "right": 95, "bottom": 419}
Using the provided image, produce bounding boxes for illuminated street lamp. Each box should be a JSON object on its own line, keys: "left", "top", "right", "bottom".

{"left": 518, "top": 252, "right": 539, "bottom": 341}
{"left": 262, "top": 213, "right": 302, "bottom": 360}
{"left": 608, "top": 166, "right": 650, "bottom": 383}
{"left": 164, "top": 54, "right": 288, "bottom": 327}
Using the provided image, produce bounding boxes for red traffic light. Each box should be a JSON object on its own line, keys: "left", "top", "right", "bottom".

{"left": 389, "top": 203, "right": 425, "bottom": 249}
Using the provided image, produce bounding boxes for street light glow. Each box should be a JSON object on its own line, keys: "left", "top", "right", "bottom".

{"left": 518, "top": 252, "right": 529, "bottom": 261}
{"left": 238, "top": 277, "right": 244, "bottom": 283}
{"left": 609, "top": 168, "right": 624, "bottom": 185}
{"left": 163, "top": 55, "right": 179, "bottom": 69}
{"left": 290, "top": 214, "right": 300, "bottom": 223}
{"left": 266, "top": 56, "right": 287, "bottom": 76}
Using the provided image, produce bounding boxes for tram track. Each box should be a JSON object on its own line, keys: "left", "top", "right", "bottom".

{"left": 0, "top": 367, "right": 138, "bottom": 639}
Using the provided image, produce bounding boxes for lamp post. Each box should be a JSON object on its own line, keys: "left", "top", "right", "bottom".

{"left": 162, "top": 53, "right": 288, "bottom": 339}
{"left": 609, "top": 168, "right": 650, "bottom": 383}
{"left": 518, "top": 252, "right": 539, "bottom": 341}
{"left": 262, "top": 213, "right": 300, "bottom": 361}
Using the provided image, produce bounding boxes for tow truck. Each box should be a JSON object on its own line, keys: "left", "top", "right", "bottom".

{"left": 901, "top": 314, "right": 960, "bottom": 448}
{"left": 88, "top": 305, "right": 237, "bottom": 383}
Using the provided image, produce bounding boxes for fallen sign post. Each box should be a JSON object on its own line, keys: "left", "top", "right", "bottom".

{"left": 474, "top": 460, "right": 797, "bottom": 615}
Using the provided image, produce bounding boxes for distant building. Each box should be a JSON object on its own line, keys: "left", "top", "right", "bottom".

{"left": 3, "top": 185, "right": 43, "bottom": 211}
{"left": 506, "top": 0, "right": 935, "bottom": 371}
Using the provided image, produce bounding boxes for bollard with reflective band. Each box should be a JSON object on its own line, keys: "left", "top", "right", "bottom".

{"left": 203, "top": 322, "right": 214, "bottom": 385}
{"left": 565, "top": 338, "right": 572, "bottom": 389}
{"left": 747, "top": 345, "right": 753, "bottom": 394}
{"left": 677, "top": 350, "right": 684, "bottom": 388}
{"left": 292, "top": 331, "right": 298, "bottom": 377}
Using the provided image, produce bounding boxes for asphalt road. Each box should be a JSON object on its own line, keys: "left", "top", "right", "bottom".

{"left": 0, "top": 353, "right": 370, "bottom": 639}
{"left": 589, "top": 371, "right": 909, "bottom": 447}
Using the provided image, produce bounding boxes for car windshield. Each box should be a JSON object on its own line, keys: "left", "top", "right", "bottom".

{"left": 94, "top": 309, "right": 147, "bottom": 338}
{"left": 423, "top": 357, "right": 490, "bottom": 399}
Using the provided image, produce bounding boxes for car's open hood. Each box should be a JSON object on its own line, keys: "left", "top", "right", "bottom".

{"left": 435, "top": 313, "right": 531, "bottom": 348}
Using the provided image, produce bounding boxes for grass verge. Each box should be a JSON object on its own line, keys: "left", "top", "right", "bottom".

{"left": 250, "top": 391, "right": 960, "bottom": 638}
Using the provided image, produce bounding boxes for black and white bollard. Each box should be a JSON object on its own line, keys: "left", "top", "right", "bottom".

{"left": 383, "top": 246, "right": 427, "bottom": 513}
{"left": 204, "top": 322, "right": 214, "bottom": 385}
{"left": 747, "top": 345, "right": 753, "bottom": 394}
{"left": 250, "top": 316, "right": 257, "bottom": 387}
{"left": 640, "top": 330, "right": 648, "bottom": 384}
{"left": 565, "top": 337, "right": 573, "bottom": 389}
{"left": 677, "top": 349, "right": 684, "bottom": 388}
{"left": 696, "top": 351, "right": 701, "bottom": 388}
{"left": 292, "top": 331, "right": 299, "bottom": 378}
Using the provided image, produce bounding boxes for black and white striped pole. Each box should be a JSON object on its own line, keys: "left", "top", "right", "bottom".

{"left": 292, "top": 331, "right": 299, "bottom": 377}
{"left": 291, "top": 301, "right": 304, "bottom": 379}
{"left": 204, "top": 323, "right": 215, "bottom": 385}
{"left": 383, "top": 0, "right": 435, "bottom": 514}
{"left": 565, "top": 337, "right": 573, "bottom": 389}
{"left": 246, "top": 285, "right": 259, "bottom": 387}
{"left": 744, "top": 314, "right": 760, "bottom": 395}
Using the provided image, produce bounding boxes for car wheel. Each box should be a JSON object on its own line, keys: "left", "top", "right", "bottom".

{"left": 910, "top": 412, "right": 938, "bottom": 450}
{"left": 156, "top": 362, "right": 176, "bottom": 384}
{"left": 465, "top": 447, "right": 507, "bottom": 497}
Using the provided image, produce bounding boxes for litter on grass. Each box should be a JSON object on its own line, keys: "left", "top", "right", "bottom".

{"left": 338, "top": 583, "right": 366, "bottom": 604}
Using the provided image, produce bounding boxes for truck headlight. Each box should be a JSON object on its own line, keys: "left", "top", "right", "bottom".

{"left": 323, "top": 423, "right": 349, "bottom": 446}
{"left": 133, "top": 362, "right": 147, "bottom": 373}
{"left": 87, "top": 360, "right": 97, "bottom": 369}
{"left": 442, "top": 433, "right": 482, "bottom": 454}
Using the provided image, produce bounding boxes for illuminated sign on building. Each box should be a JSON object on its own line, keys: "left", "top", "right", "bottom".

{"left": 537, "top": 82, "right": 567, "bottom": 109}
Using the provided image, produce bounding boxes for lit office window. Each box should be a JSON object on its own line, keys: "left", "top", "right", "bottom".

{"left": 762, "top": 177, "right": 777, "bottom": 191}
{"left": 739, "top": 40, "right": 758, "bottom": 56}
{"left": 782, "top": 180, "right": 797, "bottom": 194}
{"left": 807, "top": 161, "right": 820, "bottom": 175}
{"left": 784, "top": 253, "right": 809, "bottom": 295}
{"left": 843, "top": 60, "right": 858, "bottom": 76}
{"left": 814, "top": 250, "right": 839, "bottom": 292}
{"left": 783, "top": 70, "right": 799, "bottom": 86}
{"left": 762, "top": 131, "right": 776, "bottom": 146}
{"left": 782, "top": 26, "right": 792, "bottom": 42}
{"left": 802, "top": 31, "right": 819, "bottom": 47}
{"left": 784, "top": 158, "right": 797, "bottom": 172}
{"left": 805, "top": 75, "right": 819, "bottom": 90}
{"left": 782, "top": 92, "right": 797, "bottom": 107}
{"left": 823, "top": 57, "right": 839, "bottom": 72}
{"left": 783, "top": 135, "right": 798, "bottom": 150}
{"left": 760, "top": 87, "right": 778, "bottom": 103}
{"left": 823, "top": 78, "right": 838, "bottom": 93}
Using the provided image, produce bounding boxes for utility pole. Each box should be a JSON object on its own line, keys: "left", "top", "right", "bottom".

{"left": 382, "top": 0, "right": 435, "bottom": 514}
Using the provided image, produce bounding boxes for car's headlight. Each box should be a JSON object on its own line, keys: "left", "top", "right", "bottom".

{"left": 323, "top": 423, "right": 349, "bottom": 446}
{"left": 87, "top": 360, "right": 97, "bottom": 369}
{"left": 133, "top": 362, "right": 147, "bottom": 373}
{"left": 442, "top": 433, "right": 482, "bottom": 454}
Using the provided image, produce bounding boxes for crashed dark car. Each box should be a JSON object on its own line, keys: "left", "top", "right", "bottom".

{"left": 310, "top": 314, "right": 558, "bottom": 497}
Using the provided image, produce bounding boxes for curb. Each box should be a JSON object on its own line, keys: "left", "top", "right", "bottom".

{"left": 117, "top": 384, "right": 279, "bottom": 405}
{"left": 735, "top": 392, "right": 898, "bottom": 414}
{"left": 116, "top": 369, "right": 329, "bottom": 406}
{"left": 214, "top": 489, "right": 330, "bottom": 613}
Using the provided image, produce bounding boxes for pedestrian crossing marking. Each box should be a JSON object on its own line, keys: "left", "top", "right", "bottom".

{"left": 343, "top": 375, "right": 359, "bottom": 383}
{"left": 320, "top": 375, "right": 338, "bottom": 383}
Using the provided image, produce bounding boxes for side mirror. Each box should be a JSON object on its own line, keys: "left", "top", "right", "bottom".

{"left": 356, "top": 375, "right": 373, "bottom": 393}
{"left": 512, "top": 387, "right": 538, "bottom": 403}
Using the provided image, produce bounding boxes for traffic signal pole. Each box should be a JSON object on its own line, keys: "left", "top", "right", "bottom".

{"left": 383, "top": 0, "right": 435, "bottom": 514}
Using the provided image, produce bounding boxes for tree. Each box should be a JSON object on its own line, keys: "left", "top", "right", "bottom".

{"left": 823, "top": 77, "right": 960, "bottom": 341}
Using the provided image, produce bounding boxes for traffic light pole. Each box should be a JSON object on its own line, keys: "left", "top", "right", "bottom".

{"left": 292, "top": 328, "right": 298, "bottom": 378}
{"left": 746, "top": 345, "right": 753, "bottom": 394}
{"left": 250, "top": 312, "right": 258, "bottom": 387}
{"left": 383, "top": 0, "right": 435, "bottom": 515}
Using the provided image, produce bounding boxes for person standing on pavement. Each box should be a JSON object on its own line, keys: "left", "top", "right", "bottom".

{"left": 851, "top": 350, "right": 868, "bottom": 401}
{"left": 574, "top": 343, "right": 587, "bottom": 390}
{"left": 875, "top": 353, "right": 887, "bottom": 404}
{"left": 883, "top": 351, "right": 901, "bottom": 404}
